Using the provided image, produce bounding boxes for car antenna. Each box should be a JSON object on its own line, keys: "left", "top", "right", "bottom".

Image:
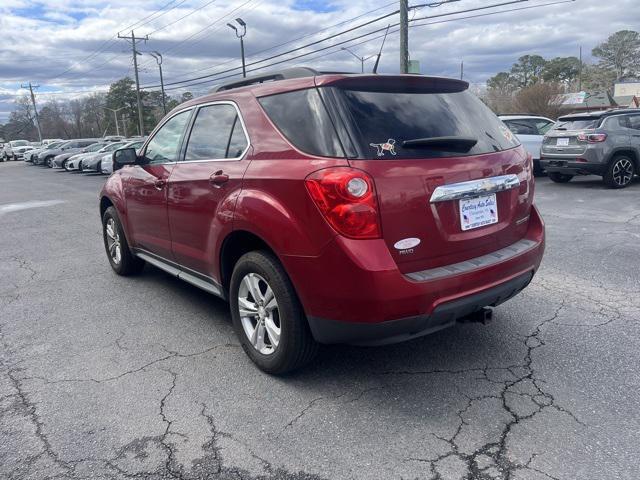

{"left": 372, "top": 24, "right": 391, "bottom": 74}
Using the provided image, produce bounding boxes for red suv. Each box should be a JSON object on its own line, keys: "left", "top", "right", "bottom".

{"left": 100, "top": 68, "right": 545, "bottom": 374}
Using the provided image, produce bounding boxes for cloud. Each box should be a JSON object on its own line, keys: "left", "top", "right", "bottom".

{"left": 1, "top": 0, "right": 639, "bottom": 122}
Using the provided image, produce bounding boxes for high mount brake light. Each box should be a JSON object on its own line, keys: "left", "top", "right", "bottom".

{"left": 305, "top": 168, "right": 381, "bottom": 239}
{"left": 577, "top": 132, "right": 607, "bottom": 143}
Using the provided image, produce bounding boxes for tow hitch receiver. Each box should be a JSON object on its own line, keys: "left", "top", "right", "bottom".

{"left": 458, "top": 307, "right": 493, "bottom": 325}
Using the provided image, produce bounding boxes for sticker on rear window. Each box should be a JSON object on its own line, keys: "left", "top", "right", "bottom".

{"left": 370, "top": 139, "right": 397, "bottom": 157}
{"left": 499, "top": 125, "right": 515, "bottom": 143}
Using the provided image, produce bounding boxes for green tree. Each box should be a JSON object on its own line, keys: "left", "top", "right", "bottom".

{"left": 510, "top": 55, "right": 547, "bottom": 87}
{"left": 592, "top": 30, "right": 640, "bottom": 79}
{"left": 582, "top": 64, "right": 617, "bottom": 92}
{"left": 542, "top": 57, "right": 581, "bottom": 86}
{"left": 180, "top": 92, "right": 194, "bottom": 103}
{"left": 105, "top": 77, "right": 139, "bottom": 136}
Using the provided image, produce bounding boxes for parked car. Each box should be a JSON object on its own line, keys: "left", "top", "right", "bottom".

{"left": 52, "top": 142, "right": 107, "bottom": 169}
{"left": 42, "top": 138, "right": 64, "bottom": 146}
{"left": 540, "top": 108, "right": 640, "bottom": 188}
{"left": 2, "top": 140, "right": 30, "bottom": 161}
{"left": 89, "top": 140, "right": 145, "bottom": 173}
{"left": 26, "top": 142, "right": 65, "bottom": 163}
{"left": 99, "top": 68, "right": 545, "bottom": 374}
{"left": 36, "top": 138, "right": 101, "bottom": 167}
{"left": 70, "top": 141, "right": 128, "bottom": 172}
{"left": 12, "top": 142, "right": 40, "bottom": 161}
{"left": 82, "top": 141, "right": 136, "bottom": 173}
{"left": 499, "top": 114, "right": 555, "bottom": 176}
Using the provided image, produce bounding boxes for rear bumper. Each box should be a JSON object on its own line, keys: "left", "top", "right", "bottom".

{"left": 283, "top": 206, "right": 545, "bottom": 345}
{"left": 540, "top": 157, "right": 605, "bottom": 176}
{"left": 309, "top": 271, "right": 533, "bottom": 345}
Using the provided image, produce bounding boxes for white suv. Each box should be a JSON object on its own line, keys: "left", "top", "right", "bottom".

{"left": 2, "top": 140, "right": 30, "bottom": 161}
{"left": 499, "top": 115, "right": 555, "bottom": 175}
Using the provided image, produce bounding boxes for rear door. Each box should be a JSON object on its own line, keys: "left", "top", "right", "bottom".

{"left": 328, "top": 84, "right": 532, "bottom": 274}
{"left": 167, "top": 102, "right": 251, "bottom": 278}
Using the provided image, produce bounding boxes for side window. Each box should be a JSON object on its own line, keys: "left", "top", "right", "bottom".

{"left": 627, "top": 115, "right": 640, "bottom": 130}
{"left": 183, "top": 104, "right": 248, "bottom": 161}
{"left": 143, "top": 110, "right": 191, "bottom": 164}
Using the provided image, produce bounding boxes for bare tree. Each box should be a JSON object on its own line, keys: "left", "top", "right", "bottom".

{"left": 515, "top": 83, "right": 564, "bottom": 119}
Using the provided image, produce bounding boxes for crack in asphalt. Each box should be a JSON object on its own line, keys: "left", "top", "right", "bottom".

{"left": 383, "top": 300, "right": 584, "bottom": 480}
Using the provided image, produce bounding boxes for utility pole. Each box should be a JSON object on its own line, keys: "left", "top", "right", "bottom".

{"left": 460, "top": 61, "right": 464, "bottom": 80}
{"left": 118, "top": 30, "right": 148, "bottom": 136}
{"left": 105, "top": 107, "right": 125, "bottom": 136}
{"left": 399, "top": 0, "right": 409, "bottom": 74}
{"left": 578, "top": 46, "right": 583, "bottom": 92}
{"left": 21, "top": 82, "right": 42, "bottom": 142}
{"left": 149, "top": 52, "right": 167, "bottom": 115}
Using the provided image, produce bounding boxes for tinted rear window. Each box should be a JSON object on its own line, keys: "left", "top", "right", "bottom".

{"left": 333, "top": 88, "right": 519, "bottom": 159}
{"left": 554, "top": 118, "right": 600, "bottom": 130}
{"left": 259, "top": 89, "right": 345, "bottom": 158}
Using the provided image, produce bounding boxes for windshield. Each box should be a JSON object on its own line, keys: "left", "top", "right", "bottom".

{"left": 86, "top": 143, "right": 106, "bottom": 152}
{"left": 334, "top": 88, "right": 520, "bottom": 159}
{"left": 11, "top": 140, "right": 29, "bottom": 147}
{"left": 554, "top": 118, "right": 600, "bottom": 130}
{"left": 100, "top": 142, "right": 126, "bottom": 152}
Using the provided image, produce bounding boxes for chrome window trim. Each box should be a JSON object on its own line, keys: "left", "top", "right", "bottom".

{"left": 181, "top": 100, "right": 251, "bottom": 164}
{"left": 430, "top": 174, "right": 520, "bottom": 203}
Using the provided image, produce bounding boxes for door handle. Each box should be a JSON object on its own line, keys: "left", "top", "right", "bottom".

{"left": 154, "top": 179, "right": 166, "bottom": 189}
{"left": 209, "top": 171, "right": 229, "bottom": 187}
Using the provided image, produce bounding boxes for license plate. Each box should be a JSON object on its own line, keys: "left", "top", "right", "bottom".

{"left": 556, "top": 138, "right": 570, "bottom": 146}
{"left": 459, "top": 194, "right": 498, "bottom": 231}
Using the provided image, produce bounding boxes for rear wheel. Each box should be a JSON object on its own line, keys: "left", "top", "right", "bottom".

{"left": 102, "top": 206, "right": 145, "bottom": 276}
{"left": 604, "top": 155, "right": 635, "bottom": 189}
{"left": 96, "top": 161, "right": 102, "bottom": 174}
{"left": 548, "top": 172, "right": 573, "bottom": 183}
{"left": 230, "top": 251, "right": 318, "bottom": 374}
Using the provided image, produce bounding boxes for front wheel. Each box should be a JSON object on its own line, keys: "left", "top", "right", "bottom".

{"left": 604, "top": 155, "right": 635, "bottom": 189}
{"left": 63, "top": 160, "right": 70, "bottom": 171}
{"left": 230, "top": 251, "right": 318, "bottom": 374}
{"left": 548, "top": 172, "right": 573, "bottom": 183}
{"left": 102, "top": 206, "right": 145, "bottom": 276}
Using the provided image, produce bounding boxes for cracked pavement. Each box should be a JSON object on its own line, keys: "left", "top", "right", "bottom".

{"left": 1, "top": 162, "right": 639, "bottom": 479}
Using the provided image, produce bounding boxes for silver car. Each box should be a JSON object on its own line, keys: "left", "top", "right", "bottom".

{"left": 53, "top": 142, "right": 107, "bottom": 169}
{"left": 100, "top": 141, "right": 145, "bottom": 174}
{"left": 499, "top": 115, "right": 555, "bottom": 176}
{"left": 69, "top": 141, "right": 128, "bottom": 172}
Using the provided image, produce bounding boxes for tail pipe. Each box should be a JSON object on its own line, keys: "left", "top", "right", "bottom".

{"left": 458, "top": 307, "right": 493, "bottom": 325}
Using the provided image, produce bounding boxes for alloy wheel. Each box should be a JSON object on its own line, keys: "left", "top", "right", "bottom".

{"left": 612, "top": 158, "right": 634, "bottom": 187}
{"left": 105, "top": 218, "right": 122, "bottom": 265}
{"left": 238, "top": 273, "right": 280, "bottom": 355}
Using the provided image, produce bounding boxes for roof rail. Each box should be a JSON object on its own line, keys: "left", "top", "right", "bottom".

{"left": 210, "top": 67, "right": 321, "bottom": 93}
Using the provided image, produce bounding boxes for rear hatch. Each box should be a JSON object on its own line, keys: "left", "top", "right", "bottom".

{"left": 320, "top": 76, "right": 534, "bottom": 274}
{"left": 542, "top": 115, "right": 601, "bottom": 156}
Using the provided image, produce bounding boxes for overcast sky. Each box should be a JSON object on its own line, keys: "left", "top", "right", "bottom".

{"left": 1, "top": 0, "right": 639, "bottom": 123}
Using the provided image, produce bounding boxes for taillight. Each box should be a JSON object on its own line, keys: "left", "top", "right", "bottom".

{"left": 577, "top": 132, "right": 607, "bottom": 143}
{"left": 305, "top": 167, "right": 381, "bottom": 239}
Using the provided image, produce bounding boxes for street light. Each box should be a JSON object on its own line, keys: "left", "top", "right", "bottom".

{"left": 227, "top": 18, "right": 247, "bottom": 78}
{"left": 149, "top": 51, "right": 167, "bottom": 115}
{"left": 341, "top": 46, "right": 377, "bottom": 73}
{"left": 104, "top": 107, "right": 126, "bottom": 136}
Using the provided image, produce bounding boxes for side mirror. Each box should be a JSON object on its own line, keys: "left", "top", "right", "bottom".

{"left": 113, "top": 147, "right": 138, "bottom": 171}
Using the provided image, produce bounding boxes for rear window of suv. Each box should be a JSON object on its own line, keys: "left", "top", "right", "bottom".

{"left": 335, "top": 88, "right": 520, "bottom": 159}
{"left": 554, "top": 117, "right": 600, "bottom": 130}
{"left": 259, "top": 86, "right": 519, "bottom": 159}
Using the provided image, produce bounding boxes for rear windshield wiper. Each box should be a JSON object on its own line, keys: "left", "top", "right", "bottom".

{"left": 402, "top": 136, "right": 478, "bottom": 152}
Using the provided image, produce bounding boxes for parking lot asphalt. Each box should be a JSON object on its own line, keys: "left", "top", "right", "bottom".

{"left": 1, "top": 161, "right": 639, "bottom": 480}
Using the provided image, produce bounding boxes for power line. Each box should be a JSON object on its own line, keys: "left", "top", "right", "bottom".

{"left": 153, "top": 1, "right": 397, "bottom": 82}
{"left": 146, "top": 0, "right": 220, "bottom": 35}
{"left": 159, "top": 0, "right": 575, "bottom": 92}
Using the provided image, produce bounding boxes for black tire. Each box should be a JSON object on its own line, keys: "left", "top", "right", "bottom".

{"left": 43, "top": 156, "right": 52, "bottom": 168}
{"left": 548, "top": 172, "right": 573, "bottom": 183}
{"left": 604, "top": 155, "right": 636, "bottom": 189}
{"left": 102, "top": 206, "right": 145, "bottom": 276}
{"left": 230, "top": 251, "right": 318, "bottom": 374}
{"left": 78, "top": 161, "right": 83, "bottom": 172}
{"left": 63, "top": 160, "right": 70, "bottom": 171}
{"left": 96, "top": 161, "right": 102, "bottom": 174}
